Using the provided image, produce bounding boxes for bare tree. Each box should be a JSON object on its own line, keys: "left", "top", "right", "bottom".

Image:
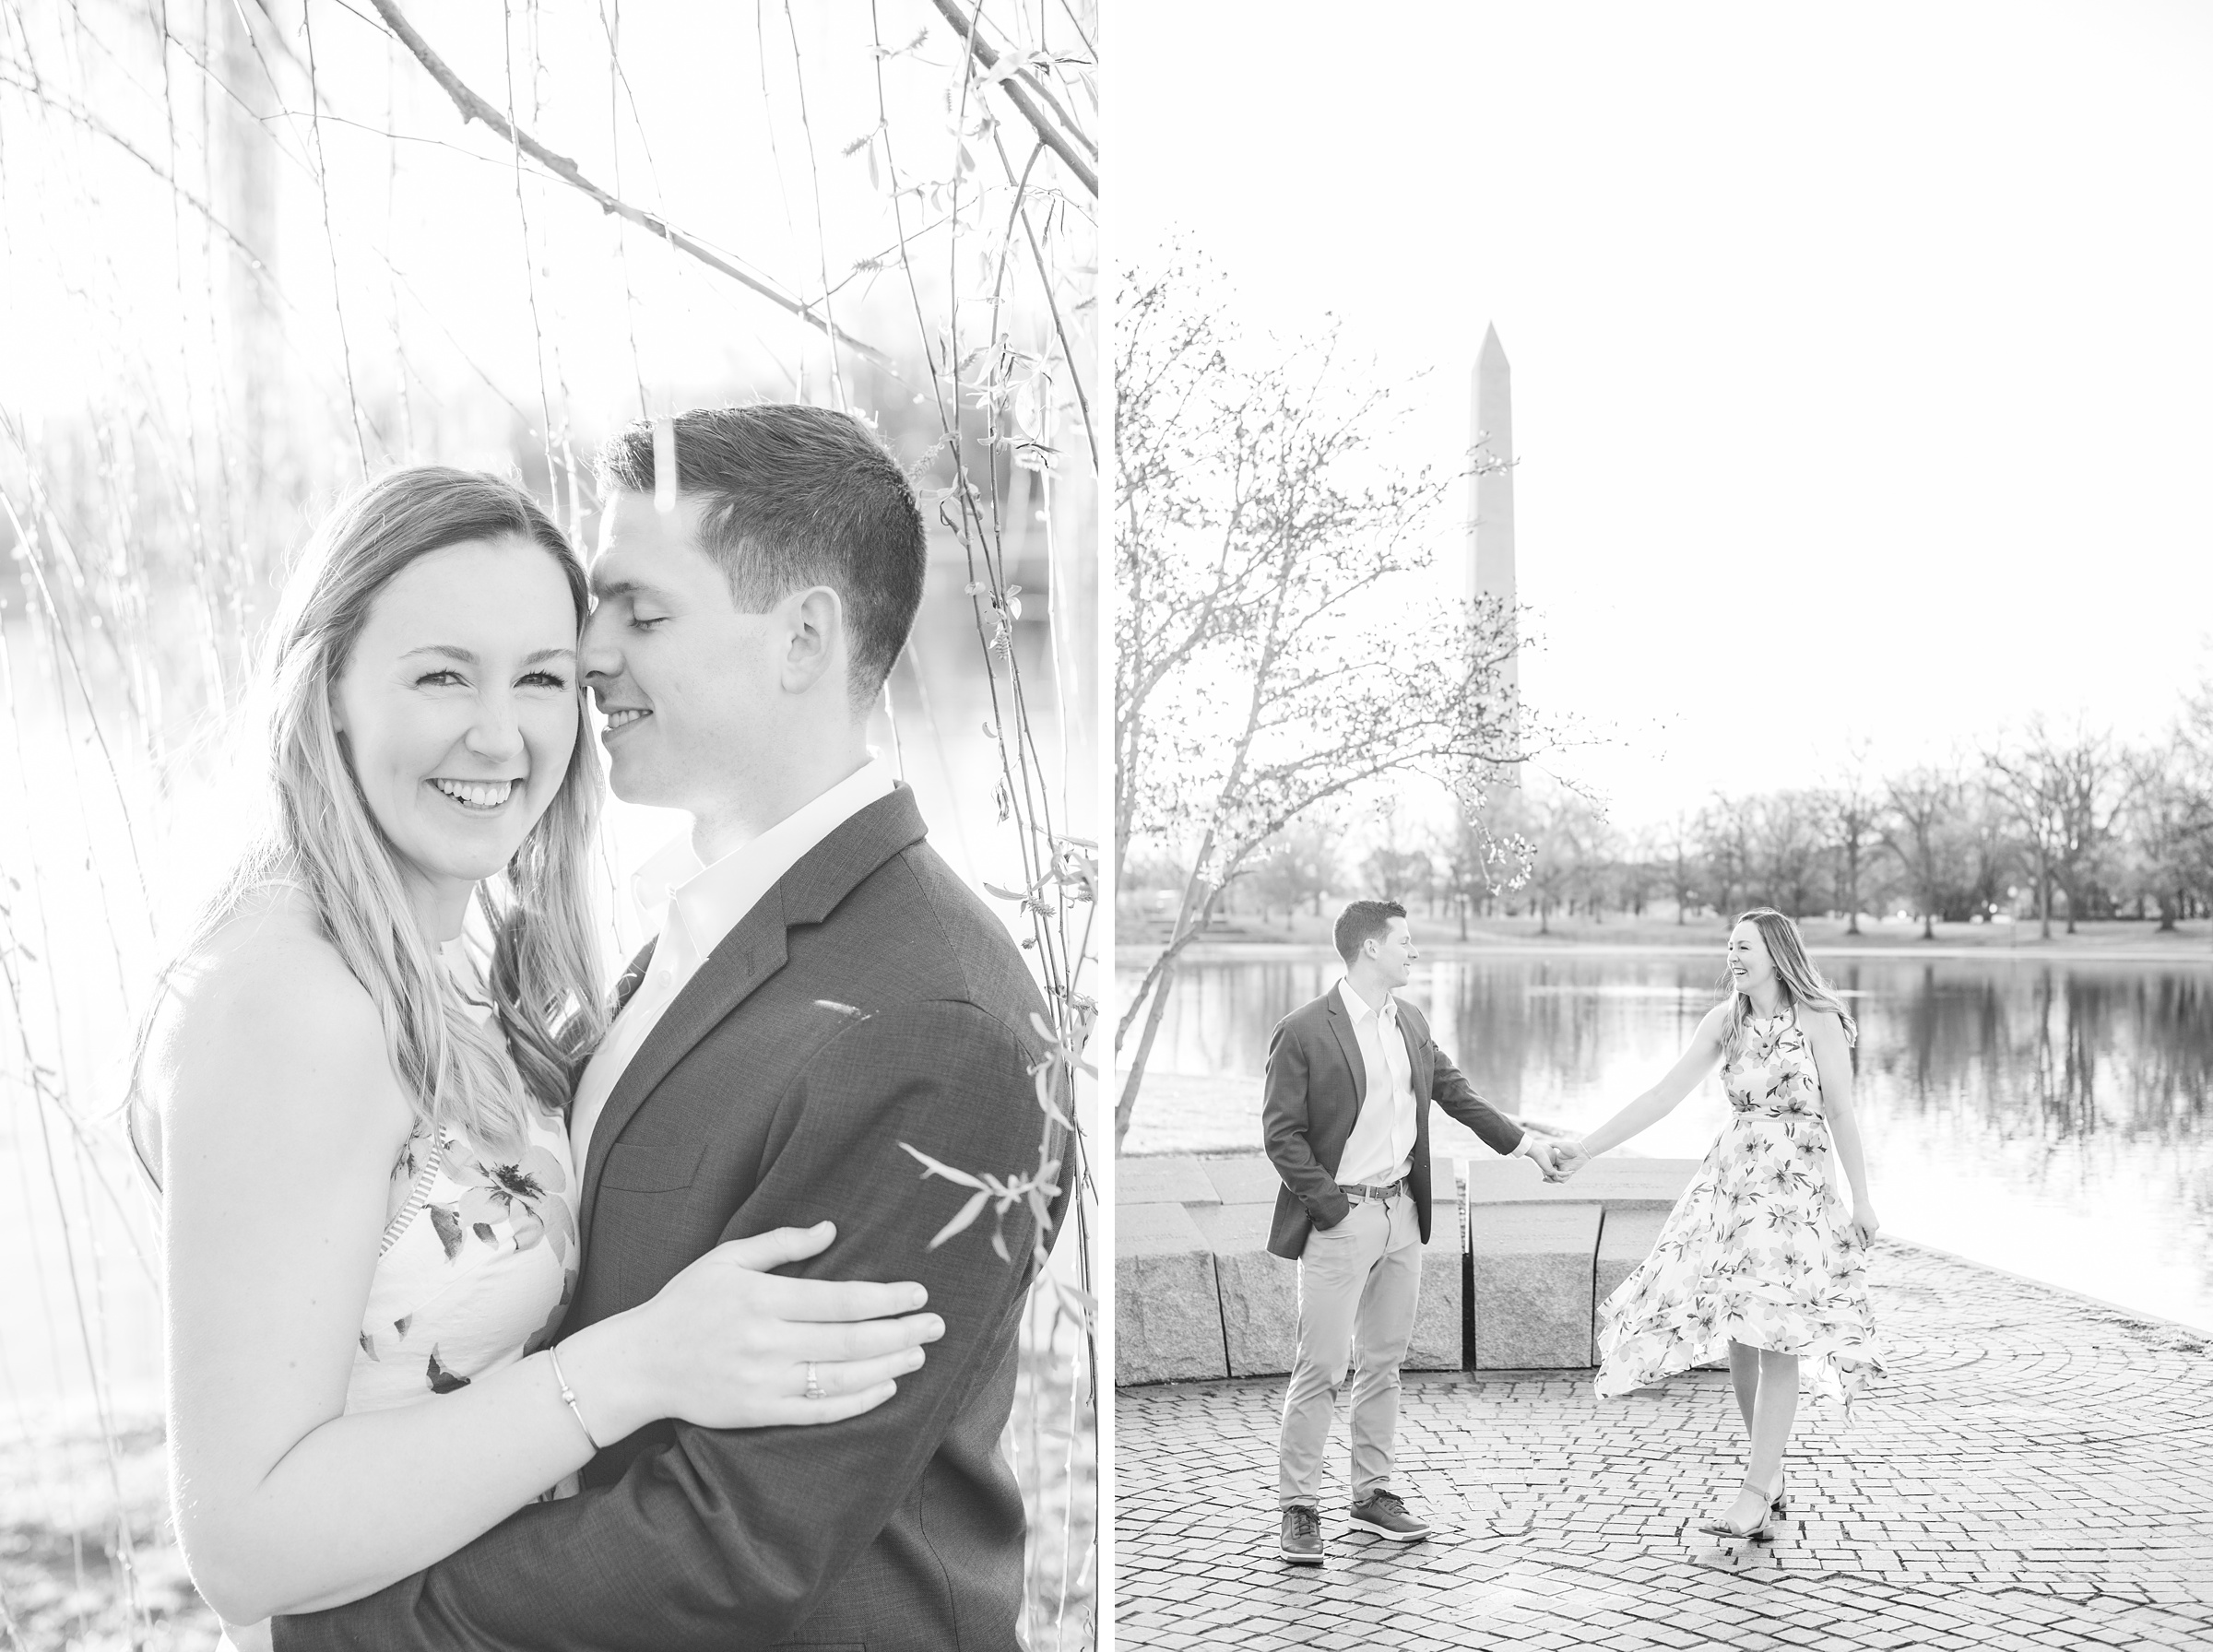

{"left": 1657, "top": 811, "right": 1702, "bottom": 923}
{"left": 1751, "top": 790, "right": 1828, "bottom": 917}
{"left": 1881, "top": 768, "right": 1960, "bottom": 940}
{"left": 1823, "top": 752, "right": 1886, "bottom": 935}
{"left": 1695, "top": 797, "right": 1753, "bottom": 917}
{"left": 1485, "top": 781, "right": 1601, "bottom": 934}
{"left": 1249, "top": 817, "right": 1343, "bottom": 926}
{"left": 1986, "top": 720, "right": 2136, "bottom": 936}
{"left": 1114, "top": 261, "right": 1526, "bottom": 1145}
{"left": 1435, "top": 808, "right": 1491, "bottom": 938}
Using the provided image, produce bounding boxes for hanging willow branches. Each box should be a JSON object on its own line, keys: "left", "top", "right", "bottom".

{"left": 0, "top": 1, "right": 1096, "bottom": 1645}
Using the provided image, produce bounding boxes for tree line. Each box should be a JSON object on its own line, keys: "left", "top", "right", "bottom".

{"left": 1127, "top": 702, "right": 2213, "bottom": 942}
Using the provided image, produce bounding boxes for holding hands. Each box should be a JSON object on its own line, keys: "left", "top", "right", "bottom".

{"left": 1521, "top": 1136, "right": 1594, "bottom": 1183}
{"left": 1547, "top": 1139, "right": 1593, "bottom": 1181}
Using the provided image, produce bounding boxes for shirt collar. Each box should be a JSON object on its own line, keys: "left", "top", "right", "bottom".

{"left": 631, "top": 756, "right": 898, "bottom": 957}
{"left": 1338, "top": 977, "right": 1393, "bottom": 1024}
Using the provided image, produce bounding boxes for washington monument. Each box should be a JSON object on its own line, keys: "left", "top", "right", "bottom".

{"left": 1470, "top": 323, "right": 1519, "bottom": 760}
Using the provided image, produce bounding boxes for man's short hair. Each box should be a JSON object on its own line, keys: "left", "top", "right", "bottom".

{"left": 1334, "top": 899, "right": 1407, "bottom": 965}
{"left": 598, "top": 405, "right": 927, "bottom": 708}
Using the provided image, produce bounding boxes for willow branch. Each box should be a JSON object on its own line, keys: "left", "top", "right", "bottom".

{"left": 364, "top": 0, "right": 897, "bottom": 369}
{"left": 929, "top": 0, "right": 1096, "bottom": 197}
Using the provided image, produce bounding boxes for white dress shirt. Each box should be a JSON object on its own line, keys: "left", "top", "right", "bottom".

{"left": 569, "top": 756, "right": 896, "bottom": 1169}
{"left": 1334, "top": 977, "right": 1417, "bottom": 1186}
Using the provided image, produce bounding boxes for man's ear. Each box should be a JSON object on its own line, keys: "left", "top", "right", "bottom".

{"left": 778, "top": 585, "right": 844, "bottom": 693}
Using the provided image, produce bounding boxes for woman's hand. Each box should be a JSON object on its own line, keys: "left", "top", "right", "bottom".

{"left": 1850, "top": 1202, "right": 1882, "bottom": 1247}
{"left": 1551, "top": 1139, "right": 1592, "bottom": 1180}
{"left": 563, "top": 1221, "right": 943, "bottom": 1438}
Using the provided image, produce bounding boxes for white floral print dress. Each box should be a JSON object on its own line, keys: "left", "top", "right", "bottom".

{"left": 1594, "top": 1007, "right": 1886, "bottom": 1412}
{"left": 348, "top": 1103, "right": 578, "bottom": 1416}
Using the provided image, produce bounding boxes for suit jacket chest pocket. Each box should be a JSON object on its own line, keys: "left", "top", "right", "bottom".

{"left": 598, "top": 1139, "right": 707, "bottom": 1193}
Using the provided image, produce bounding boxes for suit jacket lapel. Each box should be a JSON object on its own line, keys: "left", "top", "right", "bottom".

{"left": 1325, "top": 987, "right": 1367, "bottom": 1114}
{"left": 573, "top": 785, "right": 931, "bottom": 1256}
{"left": 1394, "top": 1005, "right": 1428, "bottom": 1100}
{"left": 577, "top": 896, "right": 789, "bottom": 1254}
{"left": 1395, "top": 1003, "right": 1431, "bottom": 1162}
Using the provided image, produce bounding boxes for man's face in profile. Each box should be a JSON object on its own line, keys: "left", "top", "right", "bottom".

{"left": 1371, "top": 916, "right": 1416, "bottom": 991}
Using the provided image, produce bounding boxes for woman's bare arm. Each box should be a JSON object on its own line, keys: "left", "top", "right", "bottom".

{"left": 1570, "top": 1001, "right": 1734, "bottom": 1163}
{"left": 159, "top": 934, "right": 626, "bottom": 1622}
{"left": 158, "top": 928, "right": 933, "bottom": 1624}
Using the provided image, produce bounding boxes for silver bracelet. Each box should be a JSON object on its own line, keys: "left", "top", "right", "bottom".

{"left": 545, "top": 1345, "right": 604, "bottom": 1451}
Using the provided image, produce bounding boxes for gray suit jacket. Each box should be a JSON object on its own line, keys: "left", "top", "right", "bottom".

{"left": 275, "top": 786, "right": 1070, "bottom": 1651}
{"left": 1261, "top": 986, "right": 1522, "bottom": 1259}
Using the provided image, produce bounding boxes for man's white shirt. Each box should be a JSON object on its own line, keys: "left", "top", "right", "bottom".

{"left": 568, "top": 756, "right": 896, "bottom": 1171}
{"left": 1333, "top": 977, "right": 1416, "bottom": 1186}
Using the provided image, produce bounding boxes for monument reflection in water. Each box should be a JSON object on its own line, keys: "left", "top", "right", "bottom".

{"left": 1118, "top": 952, "right": 2213, "bottom": 1334}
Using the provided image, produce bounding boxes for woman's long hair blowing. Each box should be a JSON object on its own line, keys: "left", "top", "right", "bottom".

{"left": 144, "top": 466, "right": 606, "bottom": 1162}
{"left": 1723, "top": 908, "right": 1858, "bottom": 1056}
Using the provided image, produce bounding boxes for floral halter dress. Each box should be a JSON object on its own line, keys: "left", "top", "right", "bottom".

{"left": 1593, "top": 1006, "right": 1886, "bottom": 1412}
{"left": 348, "top": 1104, "right": 579, "bottom": 1415}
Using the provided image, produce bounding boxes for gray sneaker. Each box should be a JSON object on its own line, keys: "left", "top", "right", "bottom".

{"left": 1349, "top": 1490, "right": 1433, "bottom": 1541}
{"left": 1279, "top": 1504, "right": 1324, "bottom": 1564}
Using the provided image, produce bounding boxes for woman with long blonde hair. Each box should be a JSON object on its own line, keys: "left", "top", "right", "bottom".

{"left": 1553, "top": 908, "right": 1886, "bottom": 1540}
{"left": 134, "top": 467, "right": 941, "bottom": 1646}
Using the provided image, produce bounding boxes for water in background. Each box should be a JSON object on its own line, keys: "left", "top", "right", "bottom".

{"left": 1120, "top": 950, "right": 2213, "bottom": 1333}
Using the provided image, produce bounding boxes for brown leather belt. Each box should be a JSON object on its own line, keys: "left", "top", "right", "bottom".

{"left": 1337, "top": 1177, "right": 1407, "bottom": 1202}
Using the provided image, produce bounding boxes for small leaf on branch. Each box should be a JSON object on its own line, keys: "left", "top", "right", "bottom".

{"left": 929, "top": 1188, "right": 991, "bottom": 1249}
{"left": 900, "top": 1140, "right": 988, "bottom": 1189}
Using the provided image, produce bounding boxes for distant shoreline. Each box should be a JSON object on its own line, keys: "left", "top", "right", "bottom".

{"left": 1116, "top": 913, "right": 2213, "bottom": 969}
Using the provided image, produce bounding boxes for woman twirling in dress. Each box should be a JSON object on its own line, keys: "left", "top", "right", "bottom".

{"left": 1552, "top": 909, "right": 1886, "bottom": 1540}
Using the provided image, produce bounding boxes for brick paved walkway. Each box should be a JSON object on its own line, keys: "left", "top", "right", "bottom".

{"left": 1115, "top": 1242, "right": 2213, "bottom": 1649}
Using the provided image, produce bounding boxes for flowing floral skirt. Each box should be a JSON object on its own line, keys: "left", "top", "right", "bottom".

{"left": 1593, "top": 1108, "right": 1885, "bottom": 1413}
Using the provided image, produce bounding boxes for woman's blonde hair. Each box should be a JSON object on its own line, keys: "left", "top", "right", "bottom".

{"left": 1722, "top": 908, "right": 1858, "bottom": 1055}
{"left": 140, "top": 466, "right": 607, "bottom": 1163}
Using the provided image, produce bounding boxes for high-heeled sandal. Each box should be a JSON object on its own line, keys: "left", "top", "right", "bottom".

{"left": 1697, "top": 1480, "right": 1774, "bottom": 1542}
{"left": 1767, "top": 1470, "right": 1789, "bottom": 1517}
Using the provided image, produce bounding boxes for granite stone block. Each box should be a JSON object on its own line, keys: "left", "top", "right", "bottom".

{"left": 1116, "top": 1202, "right": 1227, "bottom": 1384}
{"left": 1407, "top": 1221, "right": 1465, "bottom": 1372}
{"left": 1199, "top": 1155, "right": 1284, "bottom": 1206}
{"left": 1593, "top": 1206, "right": 1670, "bottom": 1310}
{"left": 1467, "top": 1201, "right": 1603, "bottom": 1369}
{"left": 1188, "top": 1202, "right": 1295, "bottom": 1376}
{"left": 1462, "top": 1155, "right": 1698, "bottom": 1215}
{"left": 1117, "top": 1155, "right": 1222, "bottom": 1207}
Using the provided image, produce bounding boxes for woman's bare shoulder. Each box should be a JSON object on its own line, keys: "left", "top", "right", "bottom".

{"left": 146, "top": 888, "right": 400, "bottom": 1127}
{"left": 1796, "top": 1004, "right": 1849, "bottom": 1046}
{"left": 161, "top": 887, "right": 365, "bottom": 1020}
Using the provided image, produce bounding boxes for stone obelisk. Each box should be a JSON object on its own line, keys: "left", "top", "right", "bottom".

{"left": 1469, "top": 324, "right": 1519, "bottom": 767}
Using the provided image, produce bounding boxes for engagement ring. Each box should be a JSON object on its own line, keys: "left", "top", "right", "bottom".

{"left": 804, "top": 1361, "right": 823, "bottom": 1401}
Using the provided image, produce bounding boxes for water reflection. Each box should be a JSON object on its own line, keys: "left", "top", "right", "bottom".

{"left": 1118, "top": 952, "right": 2213, "bottom": 1331}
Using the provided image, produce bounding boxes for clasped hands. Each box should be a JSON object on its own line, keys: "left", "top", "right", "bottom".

{"left": 1522, "top": 1138, "right": 1592, "bottom": 1184}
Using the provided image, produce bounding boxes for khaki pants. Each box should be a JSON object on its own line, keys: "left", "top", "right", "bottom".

{"left": 1277, "top": 1188, "right": 1423, "bottom": 1508}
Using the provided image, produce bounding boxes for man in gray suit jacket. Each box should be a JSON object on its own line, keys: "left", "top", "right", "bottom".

{"left": 1262, "top": 899, "right": 1556, "bottom": 1563}
{"left": 277, "top": 407, "right": 1069, "bottom": 1650}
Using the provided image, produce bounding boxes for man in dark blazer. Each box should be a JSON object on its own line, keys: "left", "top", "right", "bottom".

{"left": 276, "top": 407, "right": 1070, "bottom": 1650}
{"left": 1263, "top": 899, "right": 1556, "bottom": 1564}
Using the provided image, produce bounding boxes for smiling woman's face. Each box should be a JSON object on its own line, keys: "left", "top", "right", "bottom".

{"left": 332, "top": 536, "right": 580, "bottom": 909}
{"left": 1726, "top": 921, "right": 1778, "bottom": 992}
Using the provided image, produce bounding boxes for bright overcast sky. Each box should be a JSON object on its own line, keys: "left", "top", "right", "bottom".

{"left": 1116, "top": 0, "right": 2213, "bottom": 826}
